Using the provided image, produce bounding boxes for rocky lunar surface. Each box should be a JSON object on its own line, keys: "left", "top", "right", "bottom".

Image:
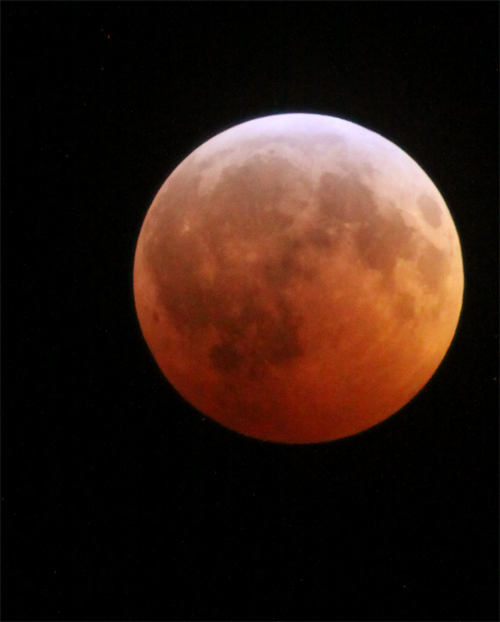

{"left": 134, "top": 114, "right": 463, "bottom": 443}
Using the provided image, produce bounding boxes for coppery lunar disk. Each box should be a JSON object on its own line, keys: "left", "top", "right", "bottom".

{"left": 133, "top": 113, "right": 464, "bottom": 443}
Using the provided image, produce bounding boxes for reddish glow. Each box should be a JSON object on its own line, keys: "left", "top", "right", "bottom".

{"left": 134, "top": 114, "right": 464, "bottom": 444}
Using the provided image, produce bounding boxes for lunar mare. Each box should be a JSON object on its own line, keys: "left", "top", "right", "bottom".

{"left": 134, "top": 113, "right": 463, "bottom": 443}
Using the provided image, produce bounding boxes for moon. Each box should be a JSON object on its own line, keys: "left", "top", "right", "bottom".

{"left": 133, "top": 113, "right": 464, "bottom": 444}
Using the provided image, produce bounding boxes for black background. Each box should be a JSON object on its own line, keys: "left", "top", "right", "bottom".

{"left": 3, "top": 3, "right": 498, "bottom": 621}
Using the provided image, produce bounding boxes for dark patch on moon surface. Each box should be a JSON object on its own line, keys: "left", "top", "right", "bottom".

{"left": 208, "top": 296, "right": 303, "bottom": 373}
{"left": 209, "top": 342, "right": 243, "bottom": 371}
{"left": 417, "top": 194, "right": 442, "bottom": 228}
{"left": 318, "top": 172, "right": 373, "bottom": 223}
{"left": 145, "top": 154, "right": 309, "bottom": 375}
{"left": 143, "top": 149, "right": 452, "bottom": 377}
{"left": 393, "top": 292, "right": 417, "bottom": 321}
{"left": 417, "top": 242, "right": 449, "bottom": 292}
{"left": 354, "top": 205, "right": 417, "bottom": 275}
{"left": 207, "top": 156, "right": 296, "bottom": 240}
{"left": 263, "top": 237, "right": 318, "bottom": 287}
{"left": 316, "top": 171, "right": 449, "bottom": 293}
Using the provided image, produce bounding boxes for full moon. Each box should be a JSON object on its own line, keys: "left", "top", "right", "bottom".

{"left": 134, "top": 113, "right": 464, "bottom": 444}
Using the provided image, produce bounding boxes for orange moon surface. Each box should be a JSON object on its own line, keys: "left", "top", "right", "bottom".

{"left": 133, "top": 113, "right": 464, "bottom": 444}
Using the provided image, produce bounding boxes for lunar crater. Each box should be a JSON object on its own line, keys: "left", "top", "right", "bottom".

{"left": 417, "top": 194, "right": 443, "bottom": 229}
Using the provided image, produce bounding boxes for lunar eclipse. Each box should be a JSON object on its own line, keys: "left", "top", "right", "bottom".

{"left": 133, "top": 113, "right": 464, "bottom": 443}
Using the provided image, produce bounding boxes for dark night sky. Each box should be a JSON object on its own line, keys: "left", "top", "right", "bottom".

{"left": 3, "top": 3, "right": 498, "bottom": 621}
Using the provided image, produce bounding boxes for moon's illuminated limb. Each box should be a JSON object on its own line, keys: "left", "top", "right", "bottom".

{"left": 134, "top": 113, "right": 464, "bottom": 443}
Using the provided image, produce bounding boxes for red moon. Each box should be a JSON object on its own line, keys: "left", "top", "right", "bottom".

{"left": 133, "top": 114, "right": 464, "bottom": 443}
